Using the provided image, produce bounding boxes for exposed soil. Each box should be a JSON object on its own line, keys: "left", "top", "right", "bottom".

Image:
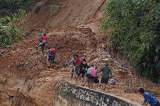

{"left": 0, "top": 0, "right": 160, "bottom": 106}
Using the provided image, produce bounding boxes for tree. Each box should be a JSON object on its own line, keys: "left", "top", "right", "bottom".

{"left": 0, "top": 0, "right": 34, "bottom": 16}
{"left": 102, "top": 0, "right": 160, "bottom": 83}
{"left": 0, "top": 0, "right": 33, "bottom": 45}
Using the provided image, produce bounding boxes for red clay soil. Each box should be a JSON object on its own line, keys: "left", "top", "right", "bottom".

{"left": 0, "top": 0, "right": 160, "bottom": 106}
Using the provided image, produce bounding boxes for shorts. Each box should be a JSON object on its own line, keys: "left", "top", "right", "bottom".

{"left": 101, "top": 78, "right": 109, "bottom": 84}
{"left": 75, "top": 66, "right": 79, "bottom": 75}
{"left": 78, "top": 70, "right": 85, "bottom": 77}
{"left": 72, "top": 66, "right": 75, "bottom": 72}
{"left": 40, "top": 43, "right": 46, "bottom": 51}
{"left": 86, "top": 74, "right": 93, "bottom": 79}
{"left": 72, "top": 66, "right": 79, "bottom": 75}
{"left": 93, "top": 77, "right": 99, "bottom": 83}
{"left": 48, "top": 55, "right": 55, "bottom": 63}
{"left": 86, "top": 74, "right": 94, "bottom": 83}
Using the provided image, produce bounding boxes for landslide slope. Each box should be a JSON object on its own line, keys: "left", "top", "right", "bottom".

{"left": 0, "top": 0, "right": 160, "bottom": 106}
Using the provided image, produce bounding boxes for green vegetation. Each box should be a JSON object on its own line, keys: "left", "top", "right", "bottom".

{"left": 102, "top": 0, "right": 160, "bottom": 83}
{"left": 0, "top": 9, "right": 26, "bottom": 45}
{"left": 0, "top": 0, "right": 34, "bottom": 16}
{"left": 0, "top": 24, "right": 22, "bottom": 45}
{"left": 0, "top": 0, "right": 34, "bottom": 45}
{"left": 50, "top": 4, "right": 58, "bottom": 16}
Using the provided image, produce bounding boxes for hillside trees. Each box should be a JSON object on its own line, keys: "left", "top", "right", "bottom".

{"left": 0, "top": 0, "right": 34, "bottom": 45}
{"left": 102, "top": 0, "right": 160, "bottom": 83}
{"left": 0, "top": 0, "right": 33, "bottom": 16}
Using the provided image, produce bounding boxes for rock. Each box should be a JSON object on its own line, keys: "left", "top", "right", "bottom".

{"left": 0, "top": 76, "right": 7, "bottom": 85}
{"left": 6, "top": 89, "right": 20, "bottom": 97}
{"left": 37, "top": 63, "right": 45, "bottom": 70}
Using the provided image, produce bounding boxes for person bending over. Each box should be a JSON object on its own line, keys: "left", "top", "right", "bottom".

{"left": 138, "top": 88, "right": 160, "bottom": 106}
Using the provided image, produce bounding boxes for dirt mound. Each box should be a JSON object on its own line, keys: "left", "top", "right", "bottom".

{"left": 0, "top": 25, "right": 108, "bottom": 105}
{"left": 0, "top": 24, "right": 106, "bottom": 77}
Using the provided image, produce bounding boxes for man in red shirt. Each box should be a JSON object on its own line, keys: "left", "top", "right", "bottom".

{"left": 37, "top": 33, "right": 47, "bottom": 54}
{"left": 41, "top": 33, "right": 47, "bottom": 43}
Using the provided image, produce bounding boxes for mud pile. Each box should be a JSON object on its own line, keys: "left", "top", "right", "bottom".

{"left": 0, "top": 0, "right": 160, "bottom": 106}
{"left": 0, "top": 23, "right": 109, "bottom": 106}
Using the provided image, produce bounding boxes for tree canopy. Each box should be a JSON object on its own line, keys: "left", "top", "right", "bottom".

{"left": 0, "top": 0, "right": 34, "bottom": 45}
{"left": 102, "top": 0, "right": 160, "bottom": 83}
{"left": 0, "top": 0, "right": 33, "bottom": 17}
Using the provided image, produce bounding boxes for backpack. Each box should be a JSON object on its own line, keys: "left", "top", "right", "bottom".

{"left": 109, "top": 79, "right": 115, "bottom": 85}
{"left": 50, "top": 48, "right": 56, "bottom": 55}
{"left": 93, "top": 78, "right": 99, "bottom": 83}
{"left": 86, "top": 74, "right": 93, "bottom": 79}
{"left": 91, "top": 68, "right": 97, "bottom": 77}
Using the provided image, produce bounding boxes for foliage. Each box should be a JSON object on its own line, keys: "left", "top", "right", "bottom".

{"left": 102, "top": 0, "right": 160, "bottom": 83}
{"left": 50, "top": 5, "right": 58, "bottom": 16}
{"left": 0, "top": 0, "right": 33, "bottom": 46}
{"left": 0, "top": 0, "right": 34, "bottom": 16}
{"left": 0, "top": 25, "right": 22, "bottom": 45}
{"left": 0, "top": 9, "right": 26, "bottom": 45}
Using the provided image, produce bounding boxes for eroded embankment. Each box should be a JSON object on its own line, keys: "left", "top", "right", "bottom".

{"left": 1, "top": 21, "right": 160, "bottom": 106}
{"left": 0, "top": 24, "right": 109, "bottom": 106}
{"left": 0, "top": 75, "right": 36, "bottom": 106}
{"left": 24, "top": 0, "right": 105, "bottom": 32}
{"left": 0, "top": 0, "right": 160, "bottom": 105}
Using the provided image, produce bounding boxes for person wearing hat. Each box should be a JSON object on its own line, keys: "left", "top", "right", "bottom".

{"left": 99, "top": 62, "right": 112, "bottom": 90}
{"left": 138, "top": 88, "right": 160, "bottom": 106}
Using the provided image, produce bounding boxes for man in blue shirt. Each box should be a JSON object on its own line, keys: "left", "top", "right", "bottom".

{"left": 139, "top": 88, "right": 160, "bottom": 106}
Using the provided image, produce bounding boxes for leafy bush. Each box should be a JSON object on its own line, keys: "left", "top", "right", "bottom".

{"left": 0, "top": 9, "right": 26, "bottom": 45}
{"left": 50, "top": 5, "right": 58, "bottom": 16}
{"left": 102, "top": 0, "right": 160, "bottom": 83}
{"left": 0, "top": 25, "right": 22, "bottom": 45}
{"left": 0, "top": 0, "right": 31, "bottom": 46}
{"left": 0, "top": 0, "right": 34, "bottom": 16}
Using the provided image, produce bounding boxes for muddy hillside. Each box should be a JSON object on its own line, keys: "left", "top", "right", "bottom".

{"left": 0, "top": 0, "right": 160, "bottom": 106}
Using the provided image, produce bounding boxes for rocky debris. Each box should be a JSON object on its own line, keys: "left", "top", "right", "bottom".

{"left": 0, "top": 24, "right": 160, "bottom": 105}
{"left": 37, "top": 63, "right": 45, "bottom": 70}
{"left": 0, "top": 76, "right": 7, "bottom": 85}
{"left": 0, "top": 0, "right": 160, "bottom": 105}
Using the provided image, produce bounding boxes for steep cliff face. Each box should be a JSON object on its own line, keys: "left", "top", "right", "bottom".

{"left": 0, "top": 75, "right": 36, "bottom": 106}
{"left": 24, "top": 0, "right": 105, "bottom": 32}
